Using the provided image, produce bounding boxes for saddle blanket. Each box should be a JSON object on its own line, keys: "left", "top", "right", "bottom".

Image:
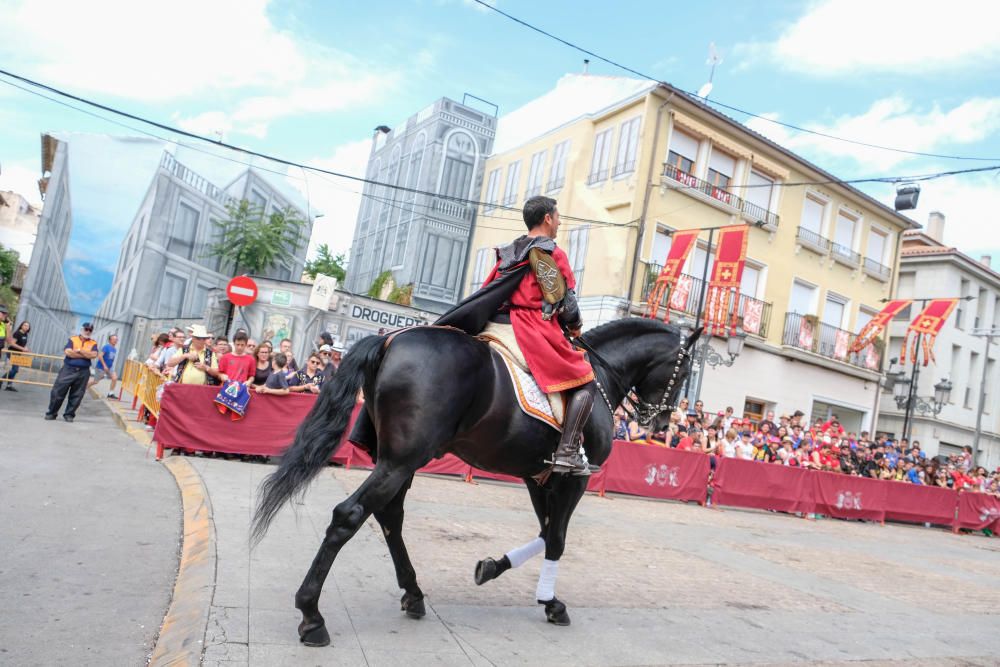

{"left": 480, "top": 321, "right": 565, "bottom": 431}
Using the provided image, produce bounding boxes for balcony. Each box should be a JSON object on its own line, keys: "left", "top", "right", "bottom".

{"left": 586, "top": 169, "right": 609, "bottom": 186}
{"left": 525, "top": 185, "right": 542, "bottom": 198}
{"left": 662, "top": 163, "right": 780, "bottom": 229}
{"left": 831, "top": 242, "right": 862, "bottom": 268}
{"left": 642, "top": 263, "right": 772, "bottom": 338}
{"left": 546, "top": 176, "right": 565, "bottom": 192}
{"left": 863, "top": 257, "right": 891, "bottom": 282}
{"left": 430, "top": 197, "right": 474, "bottom": 223}
{"left": 796, "top": 226, "right": 831, "bottom": 255}
{"left": 612, "top": 160, "right": 637, "bottom": 178}
{"left": 781, "top": 312, "right": 882, "bottom": 371}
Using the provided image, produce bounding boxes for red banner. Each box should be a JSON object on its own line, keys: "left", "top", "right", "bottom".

{"left": 706, "top": 225, "right": 749, "bottom": 335}
{"left": 883, "top": 482, "right": 958, "bottom": 526}
{"left": 849, "top": 299, "right": 911, "bottom": 353}
{"left": 954, "top": 491, "right": 1000, "bottom": 532}
{"left": 599, "top": 442, "right": 709, "bottom": 502}
{"left": 811, "top": 470, "right": 887, "bottom": 522}
{"left": 901, "top": 298, "right": 959, "bottom": 366}
{"left": 713, "top": 458, "right": 815, "bottom": 514}
{"left": 646, "top": 229, "right": 700, "bottom": 320}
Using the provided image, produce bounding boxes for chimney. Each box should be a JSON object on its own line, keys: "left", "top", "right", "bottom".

{"left": 926, "top": 211, "right": 945, "bottom": 243}
{"left": 982, "top": 254, "right": 993, "bottom": 269}
{"left": 583, "top": 59, "right": 590, "bottom": 74}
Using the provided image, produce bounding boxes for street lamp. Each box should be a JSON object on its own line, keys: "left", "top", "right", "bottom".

{"left": 883, "top": 356, "right": 951, "bottom": 439}
{"left": 683, "top": 324, "right": 747, "bottom": 405}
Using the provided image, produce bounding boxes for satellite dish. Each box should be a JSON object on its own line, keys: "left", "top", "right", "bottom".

{"left": 697, "top": 82, "right": 714, "bottom": 98}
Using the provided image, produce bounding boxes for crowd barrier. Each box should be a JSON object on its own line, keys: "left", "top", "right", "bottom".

{"left": 0, "top": 349, "right": 63, "bottom": 388}
{"left": 145, "top": 385, "right": 999, "bottom": 534}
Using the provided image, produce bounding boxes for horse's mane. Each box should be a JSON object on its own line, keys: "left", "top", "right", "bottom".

{"left": 580, "top": 317, "right": 680, "bottom": 348}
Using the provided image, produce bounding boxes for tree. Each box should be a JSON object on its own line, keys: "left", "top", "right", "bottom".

{"left": 206, "top": 200, "right": 306, "bottom": 276}
{"left": 0, "top": 243, "right": 19, "bottom": 286}
{"left": 303, "top": 243, "right": 346, "bottom": 283}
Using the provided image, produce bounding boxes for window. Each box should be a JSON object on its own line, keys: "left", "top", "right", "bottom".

{"left": 667, "top": 130, "right": 698, "bottom": 175}
{"left": 866, "top": 227, "right": 888, "bottom": 265}
{"left": 685, "top": 244, "right": 710, "bottom": 279}
{"left": 502, "top": 161, "right": 521, "bottom": 206}
{"left": 160, "top": 273, "right": 187, "bottom": 318}
{"left": 249, "top": 188, "right": 267, "bottom": 210}
{"left": 613, "top": 116, "right": 641, "bottom": 177}
{"left": 588, "top": 128, "right": 613, "bottom": 184}
{"left": 470, "top": 247, "right": 494, "bottom": 290}
{"left": 652, "top": 227, "right": 672, "bottom": 266}
{"left": 526, "top": 150, "right": 547, "bottom": 198}
{"left": 857, "top": 306, "right": 878, "bottom": 332}
{"left": 439, "top": 132, "right": 476, "bottom": 199}
{"left": 950, "top": 345, "right": 962, "bottom": 403}
{"left": 985, "top": 360, "right": 995, "bottom": 413}
{"left": 393, "top": 223, "right": 409, "bottom": 266}
{"left": 567, "top": 228, "right": 589, "bottom": 290}
{"left": 420, "top": 234, "right": 463, "bottom": 289}
{"left": 741, "top": 263, "right": 761, "bottom": 298}
{"left": 790, "top": 279, "right": 817, "bottom": 315}
{"left": 823, "top": 293, "right": 847, "bottom": 329}
{"left": 707, "top": 149, "right": 735, "bottom": 190}
{"left": 833, "top": 210, "right": 857, "bottom": 255}
{"left": 208, "top": 217, "right": 225, "bottom": 272}
{"left": 745, "top": 170, "right": 775, "bottom": 214}
{"left": 801, "top": 195, "right": 826, "bottom": 235}
{"left": 548, "top": 140, "right": 570, "bottom": 191}
{"left": 967, "top": 352, "right": 980, "bottom": 408}
{"left": 169, "top": 202, "right": 199, "bottom": 260}
{"left": 484, "top": 168, "right": 501, "bottom": 211}
{"left": 192, "top": 284, "right": 211, "bottom": 317}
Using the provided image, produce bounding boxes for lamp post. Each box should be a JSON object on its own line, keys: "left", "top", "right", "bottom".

{"left": 882, "top": 357, "right": 952, "bottom": 441}
{"left": 970, "top": 327, "right": 1000, "bottom": 466}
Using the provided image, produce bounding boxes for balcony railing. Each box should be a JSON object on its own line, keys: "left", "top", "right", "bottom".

{"left": 525, "top": 185, "right": 542, "bottom": 198}
{"left": 546, "top": 176, "right": 565, "bottom": 192}
{"left": 430, "top": 197, "right": 474, "bottom": 222}
{"left": 796, "top": 226, "right": 831, "bottom": 253}
{"left": 863, "top": 257, "right": 891, "bottom": 281}
{"left": 612, "top": 160, "right": 637, "bottom": 177}
{"left": 161, "top": 152, "right": 236, "bottom": 207}
{"left": 642, "top": 263, "right": 772, "bottom": 338}
{"left": 781, "top": 312, "right": 882, "bottom": 371}
{"left": 586, "top": 169, "right": 609, "bottom": 185}
{"left": 662, "top": 163, "right": 780, "bottom": 228}
{"left": 831, "top": 242, "right": 861, "bottom": 267}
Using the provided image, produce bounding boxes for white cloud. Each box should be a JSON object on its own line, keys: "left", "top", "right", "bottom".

{"left": 0, "top": 161, "right": 43, "bottom": 207}
{"left": 285, "top": 138, "right": 373, "bottom": 262}
{"left": 736, "top": 0, "right": 1000, "bottom": 75}
{"left": 744, "top": 96, "right": 1000, "bottom": 170}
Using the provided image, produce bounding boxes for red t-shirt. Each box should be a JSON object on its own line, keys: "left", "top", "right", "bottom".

{"left": 219, "top": 353, "right": 256, "bottom": 383}
{"left": 676, "top": 437, "right": 694, "bottom": 451}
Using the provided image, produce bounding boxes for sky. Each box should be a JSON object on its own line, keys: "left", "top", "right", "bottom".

{"left": 1, "top": 0, "right": 999, "bottom": 316}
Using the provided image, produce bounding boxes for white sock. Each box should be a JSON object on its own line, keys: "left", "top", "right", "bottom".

{"left": 505, "top": 537, "right": 545, "bottom": 569}
{"left": 535, "top": 558, "right": 559, "bottom": 601}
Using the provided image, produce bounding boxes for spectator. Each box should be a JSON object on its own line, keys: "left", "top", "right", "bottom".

{"left": 625, "top": 417, "right": 645, "bottom": 442}
{"left": 317, "top": 344, "right": 337, "bottom": 381}
{"left": 316, "top": 331, "right": 334, "bottom": 352}
{"left": 214, "top": 337, "right": 231, "bottom": 357}
{"left": 737, "top": 431, "right": 754, "bottom": 460}
{"left": 720, "top": 428, "right": 739, "bottom": 458}
{"left": 147, "top": 333, "right": 170, "bottom": 367}
{"left": 0, "top": 303, "right": 9, "bottom": 349}
{"left": 331, "top": 345, "right": 344, "bottom": 371}
{"left": 246, "top": 338, "right": 258, "bottom": 356}
{"left": 290, "top": 353, "right": 326, "bottom": 394}
{"left": 45, "top": 322, "right": 99, "bottom": 422}
{"left": 613, "top": 409, "right": 628, "bottom": 440}
{"left": 759, "top": 410, "right": 777, "bottom": 433}
{"left": 3, "top": 320, "right": 31, "bottom": 391}
{"left": 257, "top": 352, "right": 291, "bottom": 396}
{"left": 693, "top": 399, "right": 706, "bottom": 424}
{"left": 250, "top": 342, "right": 273, "bottom": 387}
{"left": 154, "top": 330, "right": 187, "bottom": 375}
{"left": 166, "top": 325, "right": 223, "bottom": 385}
{"left": 279, "top": 338, "right": 298, "bottom": 373}
{"left": 91, "top": 333, "right": 119, "bottom": 398}
{"left": 790, "top": 410, "right": 805, "bottom": 428}
{"left": 218, "top": 331, "right": 256, "bottom": 383}
{"left": 959, "top": 446, "right": 973, "bottom": 473}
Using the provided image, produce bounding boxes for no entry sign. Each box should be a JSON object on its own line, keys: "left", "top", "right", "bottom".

{"left": 226, "top": 276, "right": 258, "bottom": 307}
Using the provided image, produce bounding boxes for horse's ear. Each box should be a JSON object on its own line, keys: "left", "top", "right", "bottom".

{"left": 686, "top": 327, "right": 703, "bottom": 349}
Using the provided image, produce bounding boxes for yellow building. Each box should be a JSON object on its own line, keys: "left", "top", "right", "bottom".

{"left": 466, "top": 74, "right": 918, "bottom": 432}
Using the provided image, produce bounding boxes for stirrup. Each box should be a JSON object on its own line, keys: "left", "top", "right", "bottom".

{"left": 545, "top": 456, "right": 592, "bottom": 476}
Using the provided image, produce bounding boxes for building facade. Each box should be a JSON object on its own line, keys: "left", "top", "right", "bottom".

{"left": 94, "top": 152, "right": 314, "bottom": 363}
{"left": 879, "top": 213, "right": 1000, "bottom": 468}
{"left": 466, "top": 74, "right": 917, "bottom": 433}
{"left": 16, "top": 134, "right": 77, "bottom": 354}
{"left": 344, "top": 97, "right": 496, "bottom": 313}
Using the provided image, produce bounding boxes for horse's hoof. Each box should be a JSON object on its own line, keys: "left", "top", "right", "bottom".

{"left": 538, "top": 597, "right": 570, "bottom": 626}
{"left": 474, "top": 558, "right": 497, "bottom": 586}
{"left": 298, "top": 621, "right": 331, "bottom": 647}
{"left": 401, "top": 592, "right": 426, "bottom": 619}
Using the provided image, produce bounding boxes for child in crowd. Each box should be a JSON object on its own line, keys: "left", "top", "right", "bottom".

{"left": 219, "top": 331, "right": 256, "bottom": 383}
{"left": 257, "top": 352, "right": 291, "bottom": 396}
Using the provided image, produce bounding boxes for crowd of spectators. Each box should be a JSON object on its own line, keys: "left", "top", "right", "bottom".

{"left": 614, "top": 397, "right": 1000, "bottom": 497}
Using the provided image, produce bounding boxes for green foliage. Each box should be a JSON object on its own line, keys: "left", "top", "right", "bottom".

{"left": 303, "top": 243, "right": 346, "bottom": 283}
{"left": 367, "top": 270, "right": 393, "bottom": 299}
{"left": 206, "top": 200, "right": 306, "bottom": 276}
{"left": 0, "top": 284, "right": 17, "bottom": 321}
{"left": 0, "top": 243, "right": 19, "bottom": 285}
{"left": 387, "top": 283, "right": 413, "bottom": 306}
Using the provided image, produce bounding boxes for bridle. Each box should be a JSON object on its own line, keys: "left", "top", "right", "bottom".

{"left": 572, "top": 331, "right": 690, "bottom": 428}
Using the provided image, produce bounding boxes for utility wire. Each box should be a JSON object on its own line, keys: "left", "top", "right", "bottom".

{"left": 469, "top": 0, "right": 1000, "bottom": 163}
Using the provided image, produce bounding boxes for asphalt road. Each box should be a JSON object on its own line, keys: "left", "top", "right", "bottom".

{"left": 0, "top": 384, "right": 180, "bottom": 666}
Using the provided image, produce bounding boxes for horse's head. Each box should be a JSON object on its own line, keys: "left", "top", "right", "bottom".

{"left": 629, "top": 326, "right": 701, "bottom": 429}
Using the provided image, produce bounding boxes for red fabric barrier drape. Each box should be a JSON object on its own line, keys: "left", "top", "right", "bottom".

{"left": 955, "top": 492, "right": 1000, "bottom": 532}
{"left": 601, "top": 441, "right": 710, "bottom": 502}
{"left": 883, "top": 482, "right": 958, "bottom": 526}
{"left": 713, "top": 458, "right": 815, "bottom": 514}
{"left": 154, "top": 384, "right": 317, "bottom": 456}
{"left": 811, "top": 470, "right": 887, "bottom": 522}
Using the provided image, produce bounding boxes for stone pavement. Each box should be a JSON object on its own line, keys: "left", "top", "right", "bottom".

{"left": 193, "top": 454, "right": 1000, "bottom": 666}
{"left": 0, "top": 383, "right": 180, "bottom": 666}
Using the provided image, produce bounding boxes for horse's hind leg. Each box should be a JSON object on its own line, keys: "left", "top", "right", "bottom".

{"left": 372, "top": 474, "right": 426, "bottom": 619}
{"left": 295, "top": 464, "right": 411, "bottom": 646}
{"left": 534, "top": 475, "right": 588, "bottom": 626}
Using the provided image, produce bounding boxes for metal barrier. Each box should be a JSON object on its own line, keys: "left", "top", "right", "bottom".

{"left": 120, "top": 359, "right": 143, "bottom": 399}
{"left": 0, "top": 349, "right": 64, "bottom": 388}
{"left": 137, "top": 364, "right": 166, "bottom": 418}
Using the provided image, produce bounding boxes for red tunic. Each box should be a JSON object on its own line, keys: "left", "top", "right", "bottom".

{"left": 484, "top": 245, "right": 594, "bottom": 394}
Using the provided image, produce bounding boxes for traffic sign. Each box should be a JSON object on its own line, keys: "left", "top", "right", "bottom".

{"left": 226, "top": 276, "right": 258, "bottom": 307}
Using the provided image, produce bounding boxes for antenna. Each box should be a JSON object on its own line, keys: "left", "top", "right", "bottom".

{"left": 697, "top": 42, "right": 723, "bottom": 100}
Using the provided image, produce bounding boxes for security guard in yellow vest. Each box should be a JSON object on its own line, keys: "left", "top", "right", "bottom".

{"left": 45, "top": 322, "right": 99, "bottom": 422}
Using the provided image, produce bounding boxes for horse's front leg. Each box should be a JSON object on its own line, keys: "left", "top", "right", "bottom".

{"left": 295, "top": 464, "right": 411, "bottom": 646}
{"left": 474, "top": 475, "right": 551, "bottom": 586}
{"left": 372, "top": 474, "right": 426, "bottom": 619}
{"left": 535, "top": 474, "right": 588, "bottom": 626}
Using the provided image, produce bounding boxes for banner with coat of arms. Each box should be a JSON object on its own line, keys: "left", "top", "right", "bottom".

{"left": 848, "top": 299, "right": 912, "bottom": 354}
{"left": 705, "top": 225, "right": 749, "bottom": 336}
{"left": 645, "top": 229, "right": 700, "bottom": 321}
{"left": 901, "top": 298, "right": 959, "bottom": 366}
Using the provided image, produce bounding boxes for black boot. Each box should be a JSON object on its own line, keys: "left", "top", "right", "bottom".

{"left": 549, "top": 384, "right": 595, "bottom": 476}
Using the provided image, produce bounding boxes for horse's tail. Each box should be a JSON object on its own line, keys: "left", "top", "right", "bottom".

{"left": 251, "top": 334, "right": 385, "bottom": 545}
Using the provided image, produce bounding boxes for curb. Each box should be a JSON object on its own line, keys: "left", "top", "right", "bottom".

{"left": 93, "top": 392, "right": 216, "bottom": 666}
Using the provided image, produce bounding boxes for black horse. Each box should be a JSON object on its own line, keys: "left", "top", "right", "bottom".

{"left": 251, "top": 317, "right": 699, "bottom": 646}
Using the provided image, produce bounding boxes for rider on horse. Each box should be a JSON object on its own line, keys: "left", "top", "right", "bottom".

{"left": 482, "top": 196, "right": 596, "bottom": 476}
